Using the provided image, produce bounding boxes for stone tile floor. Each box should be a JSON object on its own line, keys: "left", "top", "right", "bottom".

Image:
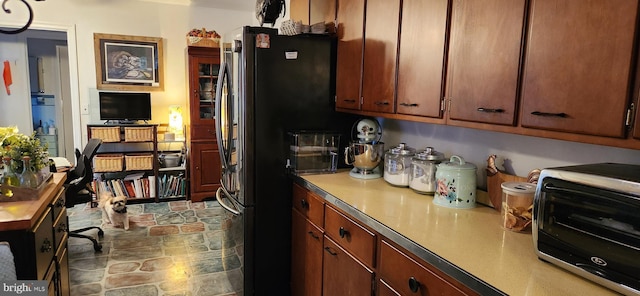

{"left": 66, "top": 200, "right": 243, "bottom": 296}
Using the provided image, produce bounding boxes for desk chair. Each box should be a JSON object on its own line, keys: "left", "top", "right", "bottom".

{"left": 64, "top": 139, "right": 103, "bottom": 252}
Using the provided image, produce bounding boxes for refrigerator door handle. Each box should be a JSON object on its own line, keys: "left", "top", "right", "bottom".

{"left": 216, "top": 186, "right": 241, "bottom": 216}
{"left": 215, "top": 60, "right": 232, "bottom": 171}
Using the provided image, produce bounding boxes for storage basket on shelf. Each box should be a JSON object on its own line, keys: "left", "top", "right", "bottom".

{"left": 124, "top": 126, "right": 154, "bottom": 142}
{"left": 125, "top": 154, "right": 154, "bottom": 171}
{"left": 94, "top": 154, "right": 124, "bottom": 172}
{"left": 90, "top": 127, "right": 120, "bottom": 143}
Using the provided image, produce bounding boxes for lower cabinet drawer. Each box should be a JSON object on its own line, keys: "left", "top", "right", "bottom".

{"left": 379, "top": 240, "right": 471, "bottom": 296}
{"left": 324, "top": 205, "right": 376, "bottom": 268}
{"left": 53, "top": 208, "right": 67, "bottom": 251}
{"left": 44, "top": 259, "right": 56, "bottom": 296}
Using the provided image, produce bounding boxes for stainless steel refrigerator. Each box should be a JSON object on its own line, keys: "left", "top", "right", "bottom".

{"left": 214, "top": 26, "right": 355, "bottom": 295}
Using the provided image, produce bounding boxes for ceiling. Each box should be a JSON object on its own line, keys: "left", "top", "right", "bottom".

{"left": 135, "top": 0, "right": 256, "bottom": 11}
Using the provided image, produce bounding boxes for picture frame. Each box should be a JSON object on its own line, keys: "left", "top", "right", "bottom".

{"left": 93, "top": 33, "right": 164, "bottom": 91}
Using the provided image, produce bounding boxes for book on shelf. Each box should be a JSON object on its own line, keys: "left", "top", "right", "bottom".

{"left": 95, "top": 173, "right": 153, "bottom": 199}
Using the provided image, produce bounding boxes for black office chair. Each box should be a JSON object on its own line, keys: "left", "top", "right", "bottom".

{"left": 64, "top": 138, "right": 104, "bottom": 252}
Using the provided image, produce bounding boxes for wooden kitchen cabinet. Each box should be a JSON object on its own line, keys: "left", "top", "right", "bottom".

{"left": 446, "top": 0, "right": 526, "bottom": 126}
{"left": 519, "top": 0, "right": 638, "bottom": 138}
{"left": 360, "top": 0, "right": 401, "bottom": 113}
{"left": 189, "top": 141, "right": 221, "bottom": 202}
{"left": 291, "top": 184, "right": 477, "bottom": 295}
{"left": 291, "top": 209, "right": 324, "bottom": 296}
{"left": 335, "top": 0, "right": 365, "bottom": 110}
{"left": 379, "top": 239, "right": 476, "bottom": 295}
{"left": 291, "top": 183, "right": 325, "bottom": 296}
{"left": 323, "top": 236, "right": 374, "bottom": 295}
{"left": 187, "top": 46, "right": 222, "bottom": 202}
{"left": 396, "top": 0, "right": 449, "bottom": 119}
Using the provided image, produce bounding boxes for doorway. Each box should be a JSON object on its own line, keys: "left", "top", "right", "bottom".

{"left": 0, "top": 26, "right": 80, "bottom": 162}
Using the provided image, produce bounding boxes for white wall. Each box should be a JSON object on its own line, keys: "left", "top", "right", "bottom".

{"left": 379, "top": 118, "right": 640, "bottom": 189}
{"left": 0, "top": 0, "right": 257, "bottom": 146}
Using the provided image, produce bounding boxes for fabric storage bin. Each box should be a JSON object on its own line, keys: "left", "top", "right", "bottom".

{"left": 125, "top": 154, "right": 154, "bottom": 171}
{"left": 90, "top": 127, "right": 120, "bottom": 142}
{"left": 124, "top": 126, "right": 154, "bottom": 142}
{"left": 94, "top": 154, "right": 123, "bottom": 172}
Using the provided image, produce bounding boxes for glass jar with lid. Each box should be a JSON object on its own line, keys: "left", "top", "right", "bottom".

{"left": 409, "top": 147, "right": 445, "bottom": 194}
{"left": 383, "top": 143, "right": 415, "bottom": 187}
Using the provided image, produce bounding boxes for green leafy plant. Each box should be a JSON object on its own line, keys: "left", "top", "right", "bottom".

{"left": 0, "top": 126, "right": 51, "bottom": 173}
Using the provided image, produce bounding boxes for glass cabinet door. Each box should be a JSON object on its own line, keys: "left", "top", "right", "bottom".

{"left": 198, "top": 61, "right": 220, "bottom": 120}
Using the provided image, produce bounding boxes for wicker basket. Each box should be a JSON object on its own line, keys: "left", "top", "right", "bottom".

{"left": 94, "top": 154, "right": 124, "bottom": 172}
{"left": 187, "top": 36, "right": 220, "bottom": 48}
{"left": 125, "top": 154, "right": 154, "bottom": 171}
{"left": 124, "top": 126, "right": 154, "bottom": 142}
{"left": 90, "top": 127, "right": 120, "bottom": 143}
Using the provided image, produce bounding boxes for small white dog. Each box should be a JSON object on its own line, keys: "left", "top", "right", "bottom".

{"left": 98, "top": 194, "right": 130, "bottom": 230}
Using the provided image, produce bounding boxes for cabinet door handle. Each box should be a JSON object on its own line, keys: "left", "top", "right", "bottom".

{"left": 400, "top": 102, "right": 418, "bottom": 107}
{"left": 477, "top": 107, "right": 504, "bottom": 113}
{"left": 300, "top": 199, "right": 309, "bottom": 209}
{"left": 339, "top": 226, "right": 349, "bottom": 238}
{"left": 307, "top": 231, "right": 319, "bottom": 240}
{"left": 342, "top": 99, "right": 356, "bottom": 103}
{"left": 40, "top": 238, "right": 52, "bottom": 253}
{"left": 374, "top": 101, "right": 390, "bottom": 106}
{"left": 324, "top": 247, "right": 337, "bottom": 256}
{"left": 531, "top": 111, "right": 567, "bottom": 118}
{"left": 408, "top": 276, "right": 421, "bottom": 293}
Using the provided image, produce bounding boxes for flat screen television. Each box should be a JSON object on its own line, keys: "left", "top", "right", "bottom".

{"left": 99, "top": 92, "right": 152, "bottom": 123}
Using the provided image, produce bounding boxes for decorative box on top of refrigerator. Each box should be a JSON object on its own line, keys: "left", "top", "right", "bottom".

{"left": 289, "top": 131, "right": 340, "bottom": 174}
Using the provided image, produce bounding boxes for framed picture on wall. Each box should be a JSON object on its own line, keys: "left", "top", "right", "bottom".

{"left": 94, "top": 33, "right": 164, "bottom": 91}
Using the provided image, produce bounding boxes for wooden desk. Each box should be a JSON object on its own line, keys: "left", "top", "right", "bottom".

{"left": 0, "top": 173, "right": 70, "bottom": 296}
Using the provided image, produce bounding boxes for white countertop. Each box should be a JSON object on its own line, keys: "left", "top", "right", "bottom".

{"left": 298, "top": 171, "right": 618, "bottom": 296}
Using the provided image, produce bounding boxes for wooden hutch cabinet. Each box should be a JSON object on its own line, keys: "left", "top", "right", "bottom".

{"left": 187, "top": 46, "right": 222, "bottom": 202}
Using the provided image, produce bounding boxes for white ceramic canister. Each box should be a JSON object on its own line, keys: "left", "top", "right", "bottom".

{"left": 383, "top": 143, "right": 415, "bottom": 187}
{"left": 409, "top": 147, "right": 444, "bottom": 194}
{"left": 433, "top": 155, "right": 477, "bottom": 208}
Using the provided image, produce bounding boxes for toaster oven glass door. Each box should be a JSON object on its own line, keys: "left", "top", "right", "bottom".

{"left": 538, "top": 177, "right": 640, "bottom": 291}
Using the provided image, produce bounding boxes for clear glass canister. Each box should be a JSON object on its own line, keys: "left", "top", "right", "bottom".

{"left": 384, "top": 143, "right": 415, "bottom": 187}
{"left": 501, "top": 182, "right": 536, "bottom": 232}
{"left": 409, "top": 147, "right": 444, "bottom": 194}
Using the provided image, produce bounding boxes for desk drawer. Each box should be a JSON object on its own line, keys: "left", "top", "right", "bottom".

{"left": 292, "top": 184, "right": 324, "bottom": 227}
{"left": 379, "top": 240, "right": 469, "bottom": 296}
{"left": 50, "top": 187, "right": 65, "bottom": 223}
{"left": 53, "top": 208, "right": 67, "bottom": 251}
{"left": 32, "top": 208, "right": 54, "bottom": 280}
{"left": 324, "top": 205, "right": 376, "bottom": 268}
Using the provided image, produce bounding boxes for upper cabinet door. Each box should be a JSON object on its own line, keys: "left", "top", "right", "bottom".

{"left": 520, "top": 0, "right": 638, "bottom": 138}
{"left": 446, "top": 0, "right": 526, "bottom": 125}
{"left": 361, "top": 0, "right": 401, "bottom": 113}
{"left": 336, "top": 0, "right": 365, "bottom": 110}
{"left": 396, "top": 0, "right": 449, "bottom": 118}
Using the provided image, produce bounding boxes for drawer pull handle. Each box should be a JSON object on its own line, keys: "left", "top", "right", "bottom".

{"left": 324, "top": 247, "right": 337, "bottom": 256}
{"left": 342, "top": 99, "right": 356, "bottom": 103}
{"left": 531, "top": 111, "right": 567, "bottom": 118}
{"left": 300, "top": 199, "right": 309, "bottom": 209}
{"left": 400, "top": 102, "right": 418, "bottom": 107}
{"left": 307, "top": 231, "right": 319, "bottom": 240}
{"left": 40, "top": 239, "right": 52, "bottom": 253}
{"left": 477, "top": 107, "right": 504, "bottom": 113}
{"left": 374, "top": 101, "right": 390, "bottom": 106}
{"left": 408, "top": 276, "right": 421, "bottom": 293}
{"left": 58, "top": 223, "right": 67, "bottom": 233}
{"left": 55, "top": 199, "right": 65, "bottom": 208}
{"left": 339, "top": 227, "right": 349, "bottom": 238}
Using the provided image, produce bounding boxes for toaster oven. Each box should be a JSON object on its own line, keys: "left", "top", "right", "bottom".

{"left": 533, "top": 163, "right": 640, "bottom": 296}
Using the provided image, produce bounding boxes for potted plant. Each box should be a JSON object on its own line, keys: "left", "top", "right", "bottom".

{"left": 0, "top": 126, "right": 52, "bottom": 185}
